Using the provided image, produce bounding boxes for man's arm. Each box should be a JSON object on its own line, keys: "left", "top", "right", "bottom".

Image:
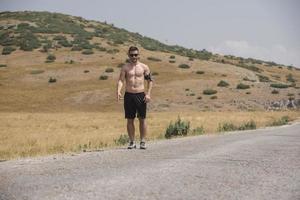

{"left": 117, "top": 66, "right": 126, "bottom": 101}
{"left": 144, "top": 65, "right": 153, "bottom": 102}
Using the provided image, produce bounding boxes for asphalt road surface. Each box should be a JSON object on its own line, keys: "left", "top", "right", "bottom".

{"left": 1, "top": 123, "right": 300, "bottom": 200}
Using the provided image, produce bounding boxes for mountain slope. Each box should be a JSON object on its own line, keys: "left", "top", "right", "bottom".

{"left": 0, "top": 11, "right": 299, "bottom": 112}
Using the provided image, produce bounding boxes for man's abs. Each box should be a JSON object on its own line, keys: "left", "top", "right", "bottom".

{"left": 125, "top": 74, "right": 145, "bottom": 93}
{"left": 126, "top": 84, "right": 145, "bottom": 93}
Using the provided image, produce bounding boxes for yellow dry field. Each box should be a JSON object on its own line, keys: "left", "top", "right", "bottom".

{"left": 1, "top": 15, "right": 300, "bottom": 162}
{"left": 1, "top": 111, "right": 299, "bottom": 160}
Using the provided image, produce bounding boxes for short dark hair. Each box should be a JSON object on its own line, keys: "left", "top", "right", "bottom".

{"left": 128, "top": 46, "right": 139, "bottom": 53}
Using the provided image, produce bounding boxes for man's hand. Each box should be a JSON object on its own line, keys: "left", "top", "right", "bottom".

{"left": 117, "top": 92, "right": 123, "bottom": 101}
{"left": 144, "top": 94, "right": 151, "bottom": 103}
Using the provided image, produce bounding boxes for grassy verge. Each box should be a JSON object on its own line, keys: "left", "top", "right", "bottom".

{"left": 0, "top": 111, "right": 299, "bottom": 160}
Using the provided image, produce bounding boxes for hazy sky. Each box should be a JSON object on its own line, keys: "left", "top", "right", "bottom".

{"left": 1, "top": 0, "right": 299, "bottom": 67}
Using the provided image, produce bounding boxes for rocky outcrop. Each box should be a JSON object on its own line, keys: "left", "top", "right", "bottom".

{"left": 265, "top": 99, "right": 300, "bottom": 110}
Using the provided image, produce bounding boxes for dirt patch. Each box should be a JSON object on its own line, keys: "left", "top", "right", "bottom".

{"left": 64, "top": 89, "right": 111, "bottom": 105}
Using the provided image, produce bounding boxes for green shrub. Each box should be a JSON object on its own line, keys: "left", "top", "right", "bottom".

{"left": 238, "top": 120, "right": 256, "bottom": 130}
{"left": 178, "top": 64, "right": 190, "bottom": 69}
{"left": 147, "top": 57, "right": 162, "bottom": 62}
{"left": 218, "top": 120, "right": 256, "bottom": 132}
{"left": 107, "top": 49, "right": 119, "bottom": 54}
{"left": 189, "top": 57, "right": 194, "bottom": 61}
{"left": 139, "top": 36, "right": 164, "bottom": 51}
{"left": 99, "top": 75, "right": 108, "bottom": 80}
{"left": 243, "top": 77, "right": 255, "bottom": 82}
{"left": 165, "top": 117, "right": 190, "bottom": 138}
{"left": 72, "top": 37, "right": 94, "bottom": 49}
{"left": 210, "top": 96, "right": 218, "bottom": 99}
{"left": 218, "top": 122, "right": 237, "bottom": 132}
{"left": 286, "top": 74, "right": 296, "bottom": 83}
{"left": 78, "top": 43, "right": 94, "bottom": 50}
{"left": 257, "top": 74, "right": 270, "bottom": 82}
{"left": 170, "top": 55, "right": 175, "bottom": 59}
{"left": 16, "top": 23, "right": 30, "bottom": 31}
{"left": 236, "top": 83, "right": 250, "bottom": 89}
{"left": 197, "top": 96, "right": 202, "bottom": 100}
{"left": 196, "top": 71, "right": 205, "bottom": 74}
{"left": 107, "top": 31, "right": 129, "bottom": 45}
{"left": 203, "top": 89, "right": 217, "bottom": 95}
{"left": 48, "top": 77, "right": 56, "bottom": 83}
{"left": 217, "top": 80, "right": 229, "bottom": 87}
{"left": 30, "top": 70, "right": 44, "bottom": 75}
{"left": 46, "top": 54, "right": 56, "bottom": 63}
{"left": 269, "top": 116, "right": 290, "bottom": 126}
{"left": 41, "top": 43, "right": 52, "bottom": 52}
{"left": 53, "top": 35, "right": 67, "bottom": 41}
{"left": 82, "top": 49, "right": 94, "bottom": 55}
{"left": 65, "top": 60, "right": 75, "bottom": 64}
{"left": 105, "top": 68, "right": 114, "bottom": 73}
{"left": 246, "top": 92, "right": 251, "bottom": 95}
{"left": 2, "top": 46, "right": 16, "bottom": 55}
{"left": 58, "top": 39, "right": 72, "bottom": 47}
{"left": 71, "top": 46, "right": 82, "bottom": 51}
{"left": 191, "top": 126, "right": 205, "bottom": 135}
{"left": 0, "top": 31, "right": 17, "bottom": 46}
{"left": 0, "top": 64, "right": 7, "bottom": 68}
{"left": 114, "top": 134, "right": 129, "bottom": 145}
{"left": 197, "top": 49, "right": 212, "bottom": 60}
{"left": 19, "top": 31, "right": 41, "bottom": 51}
{"left": 236, "top": 63, "right": 262, "bottom": 72}
{"left": 270, "top": 83, "right": 289, "bottom": 88}
{"left": 169, "top": 60, "right": 176, "bottom": 63}
{"left": 271, "top": 90, "right": 279, "bottom": 94}
{"left": 117, "top": 63, "right": 124, "bottom": 68}
{"left": 95, "top": 46, "right": 106, "bottom": 51}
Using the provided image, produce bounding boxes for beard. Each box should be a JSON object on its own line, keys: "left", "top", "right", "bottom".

{"left": 130, "top": 57, "right": 138, "bottom": 63}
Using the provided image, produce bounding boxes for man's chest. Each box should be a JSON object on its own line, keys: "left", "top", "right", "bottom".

{"left": 126, "top": 65, "right": 144, "bottom": 77}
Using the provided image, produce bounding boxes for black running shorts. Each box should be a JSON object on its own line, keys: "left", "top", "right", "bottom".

{"left": 124, "top": 92, "right": 147, "bottom": 119}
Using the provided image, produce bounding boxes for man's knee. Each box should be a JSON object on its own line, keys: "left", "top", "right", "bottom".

{"left": 127, "top": 119, "right": 134, "bottom": 124}
{"left": 139, "top": 118, "right": 146, "bottom": 124}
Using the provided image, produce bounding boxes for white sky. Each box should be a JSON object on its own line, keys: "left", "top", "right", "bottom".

{"left": 0, "top": 0, "right": 299, "bottom": 67}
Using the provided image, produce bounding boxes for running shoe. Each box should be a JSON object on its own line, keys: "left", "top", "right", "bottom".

{"left": 127, "top": 141, "right": 136, "bottom": 149}
{"left": 140, "top": 141, "right": 146, "bottom": 149}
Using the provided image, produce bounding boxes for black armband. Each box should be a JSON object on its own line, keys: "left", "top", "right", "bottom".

{"left": 144, "top": 73, "right": 153, "bottom": 81}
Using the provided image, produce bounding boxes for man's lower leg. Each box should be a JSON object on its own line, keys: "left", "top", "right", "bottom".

{"left": 139, "top": 118, "right": 147, "bottom": 149}
{"left": 127, "top": 119, "right": 135, "bottom": 142}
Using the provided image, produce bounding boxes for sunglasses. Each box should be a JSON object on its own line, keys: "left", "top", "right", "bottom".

{"left": 129, "top": 54, "right": 139, "bottom": 57}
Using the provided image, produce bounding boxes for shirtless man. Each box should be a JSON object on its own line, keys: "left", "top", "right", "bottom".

{"left": 117, "top": 46, "right": 153, "bottom": 149}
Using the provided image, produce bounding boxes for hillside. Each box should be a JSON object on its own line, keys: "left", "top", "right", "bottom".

{"left": 0, "top": 11, "right": 299, "bottom": 112}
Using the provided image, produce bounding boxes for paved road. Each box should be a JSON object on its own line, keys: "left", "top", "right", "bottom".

{"left": 1, "top": 123, "right": 300, "bottom": 200}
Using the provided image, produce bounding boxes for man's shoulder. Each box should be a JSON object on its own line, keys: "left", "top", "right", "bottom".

{"left": 122, "top": 63, "right": 130, "bottom": 70}
{"left": 138, "top": 62, "right": 149, "bottom": 69}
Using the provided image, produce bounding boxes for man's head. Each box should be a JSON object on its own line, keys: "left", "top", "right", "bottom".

{"left": 128, "top": 46, "right": 139, "bottom": 63}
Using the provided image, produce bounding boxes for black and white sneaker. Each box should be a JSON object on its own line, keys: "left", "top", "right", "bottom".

{"left": 140, "top": 141, "right": 146, "bottom": 149}
{"left": 127, "top": 141, "right": 136, "bottom": 149}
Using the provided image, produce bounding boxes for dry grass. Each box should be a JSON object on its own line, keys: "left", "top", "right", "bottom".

{"left": 1, "top": 14, "right": 300, "bottom": 161}
{"left": 1, "top": 45, "right": 300, "bottom": 113}
{"left": 0, "top": 111, "right": 299, "bottom": 160}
